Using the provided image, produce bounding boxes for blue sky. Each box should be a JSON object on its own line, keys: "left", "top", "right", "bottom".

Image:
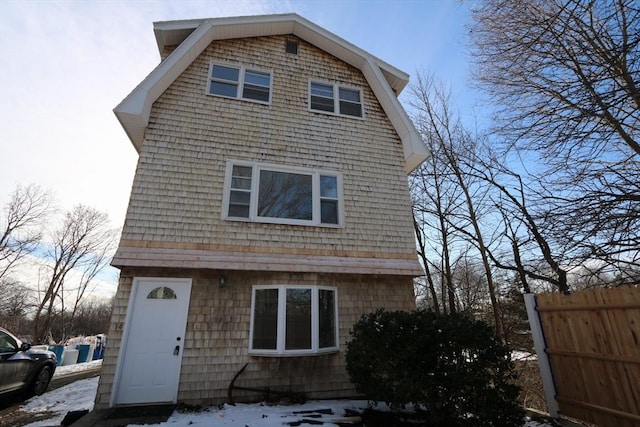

{"left": 0, "top": 0, "right": 478, "bottom": 295}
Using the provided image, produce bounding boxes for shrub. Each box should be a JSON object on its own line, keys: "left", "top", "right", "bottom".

{"left": 345, "top": 309, "right": 525, "bottom": 426}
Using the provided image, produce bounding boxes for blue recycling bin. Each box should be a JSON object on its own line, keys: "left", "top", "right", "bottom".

{"left": 76, "top": 344, "right": 90, "bottom": 363}
{"left": 92, "top": 335, "right": 105, "bottom": 360}
{"left": 92, "top": 345, "right": 104, "bottom": 360}
{"left": 48, "top": 345, "right": 64, "bottom": 366}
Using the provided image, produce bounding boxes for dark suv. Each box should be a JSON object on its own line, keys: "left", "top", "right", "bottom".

{"left": 0, "top": 327, "right": 57, "bottom": 400}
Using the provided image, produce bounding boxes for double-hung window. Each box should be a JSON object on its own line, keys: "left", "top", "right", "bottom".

{"left": 309, "top": 81, "right": 363, "bottom": 118}
{"left": 224, "top": 161, "right": 342, "bottom": 226}
{"left": 208, "top": 62, "right": 272, "bottom": 103}
{"left": 250, "top": 285, "right": 339, "bottom": 355}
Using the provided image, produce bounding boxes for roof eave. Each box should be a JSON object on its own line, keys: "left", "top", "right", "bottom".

{"left": 362, "top": 60, "right": 428, "bottom": 173}
{"left": 114, "top": 20, "right": 217, "bottom": 152}
{"left": 114, "top": 14, "right": 427, "bottom": 172}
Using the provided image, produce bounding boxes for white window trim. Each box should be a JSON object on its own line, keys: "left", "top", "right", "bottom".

{"left": 249, "top": 285, "right": 340, "bottom": 356}
{"left": 308, "top": 80, "right": 365, "bottom": 119}
{"left": 222, "top": 160, "right": 344, "bottom": 227}
{"left": 206, "top": 61, "right": 273, "bottom": 105}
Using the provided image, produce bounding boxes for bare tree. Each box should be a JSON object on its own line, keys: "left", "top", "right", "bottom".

{"left": 410, "top": 73, "right": 505, "bottom": 339}
{"left": 413, "top": 217, "right": 441, "bottom": 314}
{"left": 411, "top": 141, "right": 463, "bottom": 314}
{"left": 466, "top": 157, "right": 571, "bottom": 292}
{"left": 450, "top": 252, "right": 487, "bottom": 314}
{"left": 66, "top": 296, "right": 113, "bottom": 338}
{"left": 539, "top": 162, "right": 640, "bottom": 280}
{"left": 0, "top": 277, "right": 33, "bottom": 332}
{"left": 472, "top": 0, "right": 639, "bottom": 157}
{"left": 471, "top": 0, "right": 640, "bottom": 275}
{"left": 32, "top": 205, "right": 116, "bottom": 343}
{"left": 0, "top": 184, "right": 51, "bottom": 280}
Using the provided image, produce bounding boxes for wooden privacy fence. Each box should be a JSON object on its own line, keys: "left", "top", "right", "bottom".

{"left": 525, "top": 287, "right": 640, "bottom": 427}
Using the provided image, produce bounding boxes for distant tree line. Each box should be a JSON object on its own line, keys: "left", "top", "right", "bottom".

{"left": 409, "top": 0, "right": 639, "bottom": 345}
{"left": 0, "top": 293, "right": 113, "bottom": 344}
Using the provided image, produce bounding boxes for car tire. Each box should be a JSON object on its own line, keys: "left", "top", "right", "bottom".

{"left": 29, "top": 365, "right": 53, "bottom": 396}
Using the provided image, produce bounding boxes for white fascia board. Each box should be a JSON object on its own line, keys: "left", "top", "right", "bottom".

{"left": 154, "top": 14, "right": 296, "bottom": 48}
{"left": 362, "top": 59, "right": 429, "bottom": 173}
{"left": 114, "top": 21, "right": 216, "bottom": 152}
{"left": 380, "top": 66, "right": 409, "bottom": 95}
{"left": 404, "top": 139, "right": 431, "bottom": 173}
{"left": 115, "top": 13, "right": 423, "bottom": 162}
{"left": 153, "top": 17, "right": 208, "bottom": 31}
{"left": 113, "top": 111, "right": 144, "bottom": 151}
{"left": 292, "top": 19, "right": 369, "bottom": 72}
{"left": 289, "top": 15, "right": 409, "bottom": 93}
{"left": 153, "top": 18, "right": 206, "bottom": 51}
{"left": 153, "top": 14, "right": 409, "bottom": 92}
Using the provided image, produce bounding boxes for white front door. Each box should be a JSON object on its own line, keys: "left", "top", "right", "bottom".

{"left": 114, "top": 277, "right": 192, "bottom": 405}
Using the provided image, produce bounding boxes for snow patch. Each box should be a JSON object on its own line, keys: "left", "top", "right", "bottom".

{"left": 21, "top": 377, "right": 98, "bottom": 427}
{"left": 16, "top": 364, "right": 555, "bottom": 427}
{"left": 53, "top": 359, "right": 102, "bottom": 377}
{"left": 512, "top": 350, "right": 539, "bottom": 362}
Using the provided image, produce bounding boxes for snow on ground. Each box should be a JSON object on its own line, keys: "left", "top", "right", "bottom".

{"left": 144, "top": 401, "right": 371, "bottom": 427}
{"left": 512, "top": 350, "right": 539, "bottom": 362}
{"left": 128, "top": 402, "right": 556, "bottom": 427}
{"left": 53, "top": 359, "right": 102, "bottom": 377}
{"left": 17, "top": 359, "right": 554, "bottom": 427}
{"left": 21, "top": 377, "right": 98, "bottom": 427}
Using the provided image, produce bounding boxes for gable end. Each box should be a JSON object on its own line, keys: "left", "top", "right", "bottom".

{"left": 114, "top": 13, "right": 428, "bottom": 173}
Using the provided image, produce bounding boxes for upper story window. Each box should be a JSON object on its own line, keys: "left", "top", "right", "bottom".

{"left": 223, "top": 161, "right": 342, "bottom": 227}
{"left": 309, "top": 81, "right": 363, "bottom": 118}
{"left": 208, "top": 62, "right": 272, "bottom": 103}
{"left": 249, "top": 285, "right": 339, "bottom": 356}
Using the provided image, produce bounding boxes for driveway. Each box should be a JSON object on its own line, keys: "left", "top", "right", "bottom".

{"left": 0, "top": 364, "right": 101, "bottom": 427}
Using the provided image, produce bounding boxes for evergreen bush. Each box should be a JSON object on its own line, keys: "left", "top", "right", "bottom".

{"left": 345, "top": 309, "right": 525, "bottom": 426}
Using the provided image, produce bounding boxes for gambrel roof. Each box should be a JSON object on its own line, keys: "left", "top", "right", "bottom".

{"left": 114, "top": 13, "right": 428, "bottom": 173}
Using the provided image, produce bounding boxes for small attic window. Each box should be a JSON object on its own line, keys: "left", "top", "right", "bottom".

{"left": 309, "top": 81, "right": 364, "bottom": 118}
{"left": 285, "top": 41, "right": 298, "bottom": 55}
{"left": 207, "top": 62, "right": 272, "bottom": 104}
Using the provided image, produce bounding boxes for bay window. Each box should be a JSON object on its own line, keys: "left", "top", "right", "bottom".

{"left": 250, "top": 285, "right": 339, "bottom": 355}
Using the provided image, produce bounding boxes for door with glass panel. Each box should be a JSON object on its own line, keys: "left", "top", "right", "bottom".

{"left": 115, "top": 278, "right": 192, "bottom": 405}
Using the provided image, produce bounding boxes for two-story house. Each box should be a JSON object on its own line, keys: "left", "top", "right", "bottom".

{"left": 95, "top": 14, "right": 427, "bottom": 409}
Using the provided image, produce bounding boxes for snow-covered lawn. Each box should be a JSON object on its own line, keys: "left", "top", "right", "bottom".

{"left": 16, "top": 360, "right": 555, "bottom": 427}
{"left": 128, "top": 403, "right": 556, "bottom": 427}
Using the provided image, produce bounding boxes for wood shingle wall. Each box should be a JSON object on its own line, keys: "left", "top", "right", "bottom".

{"left": 95, "top": 269, "right": 416, "bottom": 407}
{"left": 116, "top": 34, "right": 416, "bottom": 262}
{"left": 101, "top": 32, "right": 421, "bottom": 408}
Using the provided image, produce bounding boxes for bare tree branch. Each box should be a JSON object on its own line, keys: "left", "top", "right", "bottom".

{"left": 409, "top": 72, "right": 505, "bottom": 339}
{"left": 471, "top": 0, "right": 640, "bottom": 276}
{"left": 0, "top": 184, "right": 51, "bottom": 280}
{"left": 32, "top": 205, "right": 117, "bottom": 343}
{"left": 472, "top": 0, "right": 639, "bottom": 158}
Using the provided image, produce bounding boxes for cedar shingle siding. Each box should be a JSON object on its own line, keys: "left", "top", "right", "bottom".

{"left": 95, "top": 270, "right": 415, "bottom": 406}
{"left": 98, "top": 31, "right": 420, "bottom": 408}
{"left": 120, "top": 35, "right": 415, "bottom": 257}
